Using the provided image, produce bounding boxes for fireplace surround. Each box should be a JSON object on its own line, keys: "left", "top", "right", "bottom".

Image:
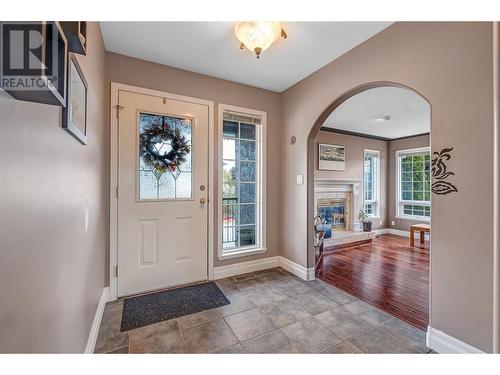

{"left": 314, "top": 179, "right": 362, "bottom": 231}
{"left": 314, "top": 179, "right": 374, "bottom": 248}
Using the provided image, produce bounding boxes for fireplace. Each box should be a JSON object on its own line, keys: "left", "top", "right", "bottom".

{"left": 314, "top": 179, "right": 375, "bottom": 252}
{"left": 314, "top": 179, "right": 362, "bottom": 232}
{"left": 317, "top": 198, "right": 347, "bottom": 229}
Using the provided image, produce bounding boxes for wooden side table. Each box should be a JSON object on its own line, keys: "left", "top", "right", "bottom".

{"left": 410, "top": 223, "right": 430, "bottom": 246}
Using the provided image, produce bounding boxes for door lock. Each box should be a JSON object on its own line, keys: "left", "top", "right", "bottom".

{"left": 200, "top": 185, "right": 206, "bottom": 191}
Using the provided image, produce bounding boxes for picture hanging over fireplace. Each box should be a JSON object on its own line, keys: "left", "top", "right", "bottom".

{"left": 318, "top": 143, "right": 345, "bottom": 170}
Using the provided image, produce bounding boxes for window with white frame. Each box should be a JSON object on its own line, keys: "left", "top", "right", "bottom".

{"left": 396, "top": 147, "right": 431, "bottom": 220}
{"left": 219, "top": 105, "right": 266, "bottom": 259}
{"left": 364, "top": 150, "right": 380, "bottom": 217}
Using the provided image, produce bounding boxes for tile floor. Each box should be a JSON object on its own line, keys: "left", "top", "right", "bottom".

{"left": 95, "top": 268, "right": 431, "bottom": 354}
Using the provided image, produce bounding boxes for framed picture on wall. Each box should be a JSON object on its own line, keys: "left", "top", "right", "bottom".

{"left": 62, "top": 53, "right": 88, "bottom": 144}
{"left": 318, "top": 143, "right": 345, "bottom": 170}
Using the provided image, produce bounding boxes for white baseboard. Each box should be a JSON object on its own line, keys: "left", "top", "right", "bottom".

{"left": 389, "top": 228, "right": 411, "bottom": 237}
{"left": 85, "top": 287, "right": 110, "bottom": 354}
{"left": 279, "top": 256, "right": 315, "bottom": 281}
{"left": 213, "top": 256, "right": 280, "bottom": 280}
{"left": 212, "top": 255, "right": 315, "bottom": 281}
{"left": 375, "top": 228, "right": 409, "bottom": 237}
{"left": 426, "top": 326, "right": 485, "bottom": 353}
{"left": 324, "top": 231, "right": 375, "bottom": 248}
{"left": 374, "top": 228, "right": 429, "bottom": 241}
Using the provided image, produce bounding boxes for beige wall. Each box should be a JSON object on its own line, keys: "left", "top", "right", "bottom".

{"left": 105, "top": 52, "right": 282, "bottom": 270}
{"left": 281, "top": 22, "right": 494, "bottom": 352}
{"left": 315, "top": 130, "right": 388, "bottom": 230}
{"left": 387, "top": 134, "right": 430, "bottom": 231}
{"left": 0, "top": 22, "right": 108, "bottom": 352}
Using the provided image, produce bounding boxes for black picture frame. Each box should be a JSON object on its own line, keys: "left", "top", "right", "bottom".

{"left": 62, "top": 53, "right": 88, "bottom": 144}
{"left": 0, "top": 21, "right": 67, "bottom": 106}
{"left": 60, "top": 21, "right": 87, "bottom": 55}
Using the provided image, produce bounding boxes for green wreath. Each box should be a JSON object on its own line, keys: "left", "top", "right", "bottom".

{"left": 139, "top": 120, "right": 190, "bottom": 174}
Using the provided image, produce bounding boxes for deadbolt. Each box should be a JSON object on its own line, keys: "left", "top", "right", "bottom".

{"left": 200, "top": 197, "right": 206, "bottom": 204}
{"left": 200, "top": 185, "right": 205, "bottom": 191}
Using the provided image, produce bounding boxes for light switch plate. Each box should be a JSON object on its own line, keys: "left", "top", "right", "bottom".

{"left": 296, "top": 174, "right": 304, "bottom": 185}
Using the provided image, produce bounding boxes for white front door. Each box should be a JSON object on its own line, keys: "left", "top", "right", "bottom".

{"left": 117, "top": 90, "right": 209, "bottom": 297}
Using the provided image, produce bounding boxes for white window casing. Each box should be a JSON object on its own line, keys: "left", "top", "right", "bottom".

{"left": 364, "top": 149, "right": 380, "bottom": 219}
{"left": 218, "top": 104, "right": 267, "bottom": 260}
{"left": 395, "top": 146, "right": 431, "bottom": 222}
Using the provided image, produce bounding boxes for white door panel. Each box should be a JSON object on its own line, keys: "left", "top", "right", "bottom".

{"left": 117, "top": 91, "right": 208, "bottom": 297}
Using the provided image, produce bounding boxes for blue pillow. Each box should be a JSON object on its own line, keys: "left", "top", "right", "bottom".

{"left": 315, "top": 224, "right": 332, "bottom": 239}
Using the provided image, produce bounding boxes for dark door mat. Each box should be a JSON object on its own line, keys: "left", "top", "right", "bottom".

{"left": 120, "top": 282, "right": 230, "bottom": 332}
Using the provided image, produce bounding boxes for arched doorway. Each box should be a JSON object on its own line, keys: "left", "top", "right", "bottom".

{"left": 307, "top": 82, "right": 431, "bottom": 330}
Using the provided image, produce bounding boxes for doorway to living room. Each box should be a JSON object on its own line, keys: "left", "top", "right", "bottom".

{"left": 310, "top": 84, "right": 431, "bottom": 330}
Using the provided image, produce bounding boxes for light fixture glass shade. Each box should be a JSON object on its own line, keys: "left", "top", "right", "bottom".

{"left": 234, "top": 21, "right": 284, "bottom": 58}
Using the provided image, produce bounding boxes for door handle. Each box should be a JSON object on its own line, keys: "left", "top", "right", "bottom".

{"left": 200, "top": 197, "right": 207, "bottom": 204}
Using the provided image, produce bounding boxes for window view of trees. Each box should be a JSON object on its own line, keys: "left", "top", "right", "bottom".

{"left": 222, "top": 119, "right": 258, "bottom": 250}
{"left": 399, "top": 151, "right": 431, "bottom": 218}
{"left": 364, "top": 151, "right": 379, "bottom": 217}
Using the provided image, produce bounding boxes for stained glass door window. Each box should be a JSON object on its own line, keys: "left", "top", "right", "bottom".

{"left": 138, "top": 112, "right": 192, "bottom": 200}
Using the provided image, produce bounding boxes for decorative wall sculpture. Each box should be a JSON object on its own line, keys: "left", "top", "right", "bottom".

{"left": 431, "top": 147, "right": 458, "bottom": 195}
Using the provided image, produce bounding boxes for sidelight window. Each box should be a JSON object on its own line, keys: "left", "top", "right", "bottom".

{"left": 219, "top": 105, "right": 266, "bottom": 259}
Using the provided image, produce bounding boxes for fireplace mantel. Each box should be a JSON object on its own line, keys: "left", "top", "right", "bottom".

{"left": 314, "top": 179, "right": 362, "bottom": 193}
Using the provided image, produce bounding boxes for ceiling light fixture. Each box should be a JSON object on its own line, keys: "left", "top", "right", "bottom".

{"left": 234, "top": 21, "right": 287, "bottom": 59}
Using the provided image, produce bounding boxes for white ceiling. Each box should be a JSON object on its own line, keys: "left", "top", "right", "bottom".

{"left": 322, "top": 87, "right": 430, "bottom": 139}
{"left": 100, "top": 22, "right": 392, "bottom": 92}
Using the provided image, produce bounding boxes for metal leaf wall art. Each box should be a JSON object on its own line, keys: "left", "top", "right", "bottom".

{"left": 431, "top": 147, "right": 458, "bottom": 195}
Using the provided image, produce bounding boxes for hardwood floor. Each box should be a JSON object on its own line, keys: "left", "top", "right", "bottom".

{"left": 316, "top": 234, "right": 429, "bottom": 331}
